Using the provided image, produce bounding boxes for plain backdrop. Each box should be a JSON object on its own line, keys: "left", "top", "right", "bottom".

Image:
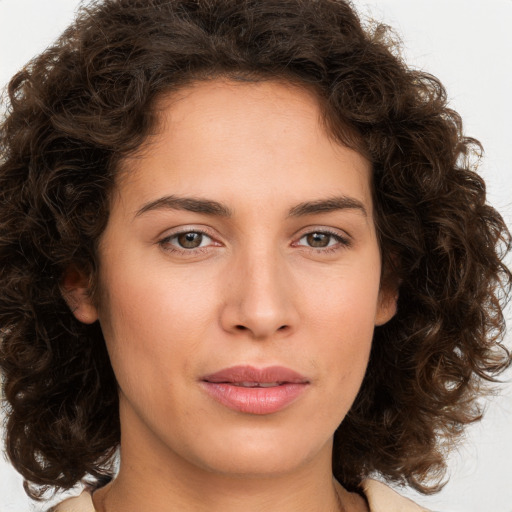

{"left": 1, "top": 1, "right": 511, "bottom": 511}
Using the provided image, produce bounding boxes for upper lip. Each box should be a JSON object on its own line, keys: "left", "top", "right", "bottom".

{"left": 202, "top": 365, "right": 309, "bottom": 384}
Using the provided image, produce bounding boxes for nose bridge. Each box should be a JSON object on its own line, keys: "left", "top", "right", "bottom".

{"left": 222, "top": 241, "right": 297, "bottom": 339}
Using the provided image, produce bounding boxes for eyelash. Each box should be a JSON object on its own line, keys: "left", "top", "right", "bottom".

{"left": 294, "top": 230, "right": 351, "bottom": 253}
{"left": 158, "top": 228, "right": 351, "bottom": 256}
{"left": 158, "top": 228, "right": 217, "bottom": 257}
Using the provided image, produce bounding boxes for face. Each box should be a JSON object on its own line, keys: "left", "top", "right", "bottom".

{"left": 69, "top": 79, "right": 396, "bottom": 479}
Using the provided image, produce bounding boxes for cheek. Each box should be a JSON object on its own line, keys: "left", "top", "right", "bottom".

{"left": 302, "top": 262, "right": 380, "bottom": 390}
{"left": 99, "top": 257, "right": 217, "bottom": 336}
{"left": 97, "top": 260, "right": 226, "bottom": 403}
{"left": 305, "top": 257, "right": 381, "bottom": 334}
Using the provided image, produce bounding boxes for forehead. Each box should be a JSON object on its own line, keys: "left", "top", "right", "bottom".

{"left": 117, "top": 79, "right": 373, "bottom": 217}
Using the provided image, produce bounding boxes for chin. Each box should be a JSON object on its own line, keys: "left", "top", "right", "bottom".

{"left": 184, "top": 427, "right": 332, "bottom": 477}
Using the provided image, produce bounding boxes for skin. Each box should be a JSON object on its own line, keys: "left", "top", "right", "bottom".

{"left": 66, "top": 79, "right": 396, "bottom": 512}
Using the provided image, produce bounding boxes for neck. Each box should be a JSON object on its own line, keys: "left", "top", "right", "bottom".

{"left": 95, "top": 470, "right": 351, "bottom": 512}
{"left": 93, "top": 401, "right": 368, "bottom": 512}
{"left": 93, "top": 454, "right": 369, "bottom": 512}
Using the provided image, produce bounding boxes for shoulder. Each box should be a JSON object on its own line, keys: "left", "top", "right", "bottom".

{"left": 361, "top": 479, "right": 432, "bottom": 512}
{"left": 49, "top": 491, "right": 95, "bottom": 512}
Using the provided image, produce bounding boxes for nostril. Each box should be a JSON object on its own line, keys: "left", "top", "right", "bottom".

{"left": 232, "top": 324, "right": 289, "bottom": 334}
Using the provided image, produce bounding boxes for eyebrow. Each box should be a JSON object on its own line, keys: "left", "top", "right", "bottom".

{"left": 135, "top": 194, "right": 367, "bottom": 219}
{"left": 135, "top": 196, "right": 233, "bottom": 218}
{"left": 287, "top": 196, "right": 367, "bottom": 218}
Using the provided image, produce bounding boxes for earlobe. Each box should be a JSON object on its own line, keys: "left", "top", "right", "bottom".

{"left": 60, "top": 267, "right": 99, "bottom": 325}
{"left": 375, "top": 288, "right": 398, "bottom": 327}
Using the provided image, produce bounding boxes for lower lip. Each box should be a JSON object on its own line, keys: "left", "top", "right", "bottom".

{"left": 201, "top": 382, "right": 308, "bottom": 415}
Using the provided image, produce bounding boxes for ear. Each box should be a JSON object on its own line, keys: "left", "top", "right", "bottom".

{"left": 374, "top": 284, "right": 398, "bottom": 327}
{"left": 60, "top": 267, "right": 99, "bottom": 324}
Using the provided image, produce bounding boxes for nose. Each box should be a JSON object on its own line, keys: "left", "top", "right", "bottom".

{"left": 220, "top": 248, "right": 299, "bottom": 340}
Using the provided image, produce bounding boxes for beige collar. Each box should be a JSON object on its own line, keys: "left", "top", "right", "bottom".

{"left": 361, "top": 479, "right": 431, "bottom": 512}
{"left": 50, "top": 489, "right": 95, "bottom": 512}
{"left": 52, "top": 478, "right": 430, "bottom": 512}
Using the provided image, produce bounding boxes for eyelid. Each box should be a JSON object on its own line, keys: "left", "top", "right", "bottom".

{"left": 157, "top": 225, "right": 222, "bottom": 254}
{"left": 157, "top": 225, "right": 218, "bottom": 240}
{"left": 290, "top": 227, "right": 353, "bottom": 254}
{"left": 293, "top": 226, "right": 352, "bottom": 243}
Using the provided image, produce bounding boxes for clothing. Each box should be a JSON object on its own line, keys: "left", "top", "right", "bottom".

{"left": 51, "top": 478, "right": 431, "bottom": 511}
{"left": 361, "top": 479, "right": 431, "bottom": 512}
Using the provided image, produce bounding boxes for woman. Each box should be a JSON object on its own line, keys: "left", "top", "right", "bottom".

{"left": 0, "top": 1, "right": 510, "bottom": 511}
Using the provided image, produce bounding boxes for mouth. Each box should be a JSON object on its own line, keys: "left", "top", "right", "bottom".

{"left": 201, "top": 365, "right": 309, "bottom": 415}
{"left": 202, "top": 365, "right": 309, "bottom": 385}
{"left": 227, "top": 381, "right": 286, "bottom": 388}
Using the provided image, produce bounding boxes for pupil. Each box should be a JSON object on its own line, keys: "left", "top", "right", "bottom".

{"left": 307, "top": 233, "right": 329, "bottom": 247}
{"left": 178, "top": 232, "right": 202, "bottom": 248}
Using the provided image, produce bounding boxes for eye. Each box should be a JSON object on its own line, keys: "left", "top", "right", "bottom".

{"left": 174, "top": 231, "right": 210, "bottom": 249}
{"left": 295, "top": 230, "right": 351, "bottom": 251}
{"left": 301, "top": 232, "right": 335, "bottom": 248}
{"left": 159, "top": 230, "right": 215, "bottom": 253}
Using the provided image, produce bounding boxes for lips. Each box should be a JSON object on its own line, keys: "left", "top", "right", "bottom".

{"left": 201, "top": 365, "right": 309, "bottom": 415}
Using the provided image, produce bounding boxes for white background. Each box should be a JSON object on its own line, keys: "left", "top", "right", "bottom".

{"left": 1, "top": 1, "right": 511, "bottom": 511}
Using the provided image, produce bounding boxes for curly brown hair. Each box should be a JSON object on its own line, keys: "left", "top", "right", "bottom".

{"left": 0, "top": 0, "right": 510, "bottom": 501}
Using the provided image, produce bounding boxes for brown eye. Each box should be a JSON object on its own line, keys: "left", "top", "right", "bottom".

{"left": 295, "top": 230, "right": 350, "bottom": 252}
{"left": 159, "top": 230, "right": 216, "bottom": 254}
{"left": 177, "top": 232, "right": 204, "bottom": 248}
{"left": 306, "top": 232, "right": 331, "bottom": 247}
